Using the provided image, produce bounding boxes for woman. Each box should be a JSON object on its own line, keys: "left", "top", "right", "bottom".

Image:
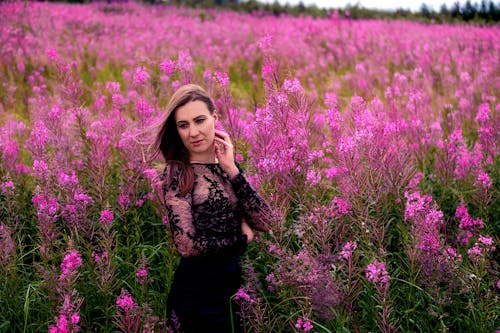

{"left": 153, "top": 84, "right": 272, "bottom": 332}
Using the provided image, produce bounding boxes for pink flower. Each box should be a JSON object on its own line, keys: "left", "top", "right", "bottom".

{"left": 265, "top": 273, "right": 275, "bottom": 284}
{"left": 136, "top": 269, "right": 147, "bottom": 278}
{"left": 133, "top": 66, "right": 149, "bottom": 85}
{"left": 467, "top": 244, "right": 483, "bottom": 257}
{"left": 283, "top": 78, "right": 303, "bottom": 94}
{"left": 455, "top": 204, "right": 484, "bottom": 230}
{"left": 160, "top": 58, "right": 176, "bottom": 75}
{"left": 475, "top": 103, "right": 490, "bottom": 123}
{"left": 70, "top": 313, "right": 80, "bottom": 324}
{"left": 60, "top": 250, "right": 82, "bottom": 280}
{"left": 331, "top": 196, "right": 352, "bottom": 216}
{"left": 234, "top": 287, "right": 252, "bottom": 302}
{"left": 99, "top": 210, "right": 114, "bottom": 224}
{"left": 306, "top": 169, "right": 321, "bottom": 186}
{"left": 407, "top": 172, "right": 424, "bottom": 189}
{"left": 215, "top": 71, "right": 230, "bottom": 87}
{"left": 105, "top": 81, "right": 120, "bottom": 93}
{"left": 46, "top": 48, "right": 58, "bottom": 61}
{"left": 116, "top": 289, "right": 137, "bottom": 310}
{"left": 339, "top": 241, "right": 357, "bottom": 260}
{"left": 118, "top": 194, "right": 130, "bottom": 210}
{"left": 176, "top": 50, "right": 193, "bottom": 72}
{"left": 303, "top": 320, "right": 313, "bottom": 332}
{"left": 74, "top": 192, "right": 93, "bottom": 204}
{"left": 474, "top": 172, "right": 492, "bottom": 189}
{"left": 478, "top": 235, "right": 493, "bottom": 246}
{"left": 136, "top": 254, "right": 151, "bottom": 285}
{"left": 91, "top": 249, "right": 108, "bottom": 264}
{"left": 0, "top": 181, "right": 15, "bottom": 195}
{"left": 32, "top": 159, "right": 49, "bottom": 178}
{"left": 366, "top": 261, "right": 391, "bottom": 286}
{"left": 295, "top": 317, "right": 313, "bottom": 332}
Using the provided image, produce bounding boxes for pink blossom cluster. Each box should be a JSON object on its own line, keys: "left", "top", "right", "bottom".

{"left": 234, "top": 286, "right": 253, "bottom": 303}
{"left": 49, "top": 311, "right": 80, "bottom": 333}
{"left": 99, "top": 209, "right": 114, "bottom": 225}
{"left": 365, "top": 261, "right": 390, "bottom": 286}
{"left": 467, "top": 235, "right": 496, "bottom": 260}
{"left": 136, "top": 254, "right": 152, "bottom": 285}
{"left": 60, "top": 249, "right": 82, "bottom": 281}
{"left": 339, "top": 241, "right": 358, "bottom": 260}
{"left": 455, "top": 204, "right": 484, "bottom": 245}
{"left": 295, "top": 317, "right": 313, "bottom": 332}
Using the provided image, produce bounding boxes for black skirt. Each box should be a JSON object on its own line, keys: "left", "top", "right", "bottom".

{"left": 167, "top": 254, "right": 243, "bottom": 333}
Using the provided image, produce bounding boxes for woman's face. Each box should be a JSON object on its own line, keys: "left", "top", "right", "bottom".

{"left": 174, "top": 100, "right": 217, "bottom": 161}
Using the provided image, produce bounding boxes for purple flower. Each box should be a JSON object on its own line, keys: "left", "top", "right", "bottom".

{"left": 234, "top": 287, "right": 252, "bottom": 303}
{"left": 73, "top": 192, "right": 93, "bottom": 205}
{"left": 116, "top": 289, "right": 137, "bottom": 310}
{"left": 456, "top": 204, "right": 484, "bottom": 230}
{"left": 118, "top": 194, "right": 130, "bottom": 210}
{"left": 474, "top": 172, "right": 492, "bottom": 189}
{"left": 70, "top": 313, "right": 80, "bottom": 324}
{"left": 136, "top": 254, "right": 151, "bottom": 285}
{"left": 215, "top": 71, "right": 230, "bottom": 87}
{"left": 0, "top": 181, "right": 15, "bottom": 195}
{"left": 295, "top": 317, "right": 313, "bottom": 332}
{"left": 366, "top": 261, "right": 391, "bottom": 286}
{"left": 60, "top": 250, "right": 82, "bottom": 280}
{"left": 339, "top": 241, "right": 357, "bottom": 260}
{"left": 99, "top": 210, "right": 114, "bottom": 225}
{"left": 283, "top": 78, "right": 303, "bottom": 94}
{"left": 133, "top": 66, "right": 149, "bottom": 85}
{"left": 160, "top": 58, "right": 176, "bottom": 75}
{"left": 478, "top": 235, "right": 492, "bottom": 245}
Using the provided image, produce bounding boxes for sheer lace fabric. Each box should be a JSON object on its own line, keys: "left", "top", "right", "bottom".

{"left": 163, "top": 163, "right": 272, "bottom": 258}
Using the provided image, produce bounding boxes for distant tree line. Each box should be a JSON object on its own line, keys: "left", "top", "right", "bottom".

{"left": 44, "top": 0, "right": 500, "bottom": 23}
{"left": 149, "top": 0, "right": 500, "bottom": 23}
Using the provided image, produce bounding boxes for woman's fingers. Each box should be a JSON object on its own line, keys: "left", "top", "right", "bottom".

{"left": 215, "top": 130, "right": 232, "bottom": 144}
{"left": 214, "top": 136, "right": 233, "bottom": 149}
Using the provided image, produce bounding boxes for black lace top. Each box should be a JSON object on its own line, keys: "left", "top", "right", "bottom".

{"left": 163, "top": 163, "right": 272, "bottom": 258}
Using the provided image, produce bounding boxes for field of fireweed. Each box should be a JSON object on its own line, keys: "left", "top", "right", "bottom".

{"left": 0, "top": 1, "right": 499, "bottom": 332}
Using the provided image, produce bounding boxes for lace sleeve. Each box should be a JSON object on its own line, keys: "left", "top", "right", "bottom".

{"left": 229, "top": 169, "right": 272, "bottom": 232}
{"left": 163, "top": 166, "right": 246, "bottom": 258}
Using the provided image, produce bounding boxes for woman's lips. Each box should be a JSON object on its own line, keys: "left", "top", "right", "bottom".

{"left": 191, "top": 139, "right": 204, "bottom": 146}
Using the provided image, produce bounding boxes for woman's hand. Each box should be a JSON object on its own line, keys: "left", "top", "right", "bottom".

{"left": 241, "top": 220, "right": 254, "bottom": 244}
{"left": 214, "top": 130, "right": 239, "bottom": 178}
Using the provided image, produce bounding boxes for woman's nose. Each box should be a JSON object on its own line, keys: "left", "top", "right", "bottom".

{"left": 189, "top": 125, "right": 200, "bottom": 137}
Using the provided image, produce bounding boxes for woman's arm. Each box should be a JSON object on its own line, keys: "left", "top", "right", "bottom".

{"left": 229, "top": 170, "right": 273, "bottom": 232}
{"left": 214, "top": 130, "right": 273, "bottom": 232}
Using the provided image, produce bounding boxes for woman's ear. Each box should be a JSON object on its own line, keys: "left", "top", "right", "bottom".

{"left": 213, "top": 111, "right": 218, "bottom": 122}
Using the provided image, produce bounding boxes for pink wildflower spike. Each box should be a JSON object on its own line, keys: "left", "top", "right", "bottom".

{"left": 365, "top": 261, "right": 391, "bottom": 286}
{"left": 60, "top": 249, "right": 82, "bottom": 280}
{"left": 116, "top": 289, "right": 137, "bottom": 310}
{"left": 234, "top": 287, "right": 252, "bottom": 302}
{"left": 99, "top": 210, "right": 114, "bottom": 225}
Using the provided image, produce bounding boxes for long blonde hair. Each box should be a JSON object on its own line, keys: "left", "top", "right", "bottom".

{"left": 151, "top": 84, "right": 216, "bottom": 196}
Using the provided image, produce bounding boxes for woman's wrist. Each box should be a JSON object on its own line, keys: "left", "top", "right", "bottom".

{"left": 226, "top": 164, "right": 240, "bottom": 179}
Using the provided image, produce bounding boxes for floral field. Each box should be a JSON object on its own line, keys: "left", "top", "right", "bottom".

{"left": 0, "top": 2, "right": 499, "bottom": 332}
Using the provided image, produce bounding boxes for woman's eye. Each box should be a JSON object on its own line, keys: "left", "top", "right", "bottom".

{"left": 178, "top": 124, "right": 188, "bottom": 129}
{"left": 195, "top": 118, "right": 205, "bottom": 124}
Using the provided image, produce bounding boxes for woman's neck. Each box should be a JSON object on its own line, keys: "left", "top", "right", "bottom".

{"left": 189, "top": 153, "right": 216, "bottom": 164}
